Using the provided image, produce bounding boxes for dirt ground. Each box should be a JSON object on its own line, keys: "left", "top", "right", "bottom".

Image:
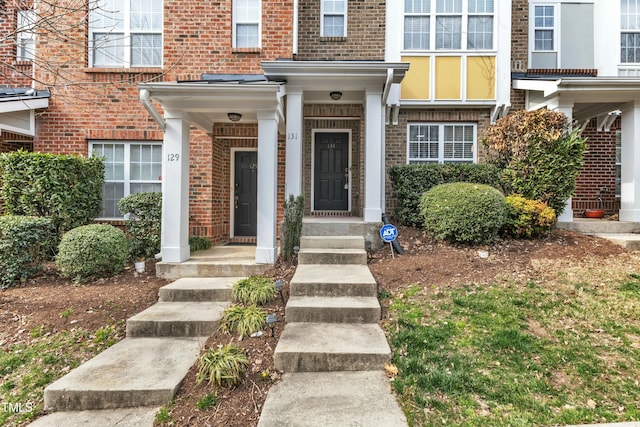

{"left": 0, "top": 226, "right": 632, "bottom": 426}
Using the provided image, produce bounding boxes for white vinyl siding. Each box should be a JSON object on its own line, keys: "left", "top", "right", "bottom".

{"left": 407, "top": 123, "right": 476, "bottom": 164}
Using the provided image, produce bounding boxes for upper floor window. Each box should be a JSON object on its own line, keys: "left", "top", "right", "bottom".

{"left": 234, "top": 0, "right": 261, "bottom": 48}
{"left": 533, "top": 4, "right": 555, "bottom": 51}
{"left": 403, "top": 0, "right": 494, "bottom": 51}
{"left": 89, "top": 0, "right": 163, "bottom": 68}
{"left": 621, "top": 0, "right": 640, "bottom": 63}
{"left": 322, "top": 0, "right": 347, "bottom": 37}
{"left": 407, "top": 123, "right": 476, "bottom": 164}
{"left": 17, "top": 10, "right": 36, "bottom": 61}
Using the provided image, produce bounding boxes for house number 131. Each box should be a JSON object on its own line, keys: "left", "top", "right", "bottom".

{"left": 167, "top": 153, "right": 180, "bottom": 161}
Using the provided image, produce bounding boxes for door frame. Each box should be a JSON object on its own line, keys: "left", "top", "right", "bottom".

{"left": 230, "top": 147, "right": 258, "bottom": 238}
{"left": 311, "top": 129, "right": 352, "bottom": 213}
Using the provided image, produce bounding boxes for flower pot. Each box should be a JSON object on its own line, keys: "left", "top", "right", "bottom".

{"left": 134, "top": 260, "right": 145, "bottom": 273}
{"left": 584, "top": 209, "right": 605, "bottom": 219}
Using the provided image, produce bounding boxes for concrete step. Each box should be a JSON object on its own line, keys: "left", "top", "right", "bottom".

{"left": 258, "top": 371, "right": 407, "bottom": 427}
{"left": 274, "top": 322, "right": 391, "bottom": 372}
{"left": 44, "top": 337, "right": 206, "bottom": 411}
{"left": 29, "top": 407, "right": 158, "bottom": 427}
{"left": 156, "top": 262, "right": 270, "bottom": 280}
{"left": 300, "top": 235, "right": 364, "bottom": 250}
{"left": 301, "top": 217, "right": 384, "bottom": 249}
{"left": 286, "top": 296, "right": 380, "bottom": 323}
{"left": 290, "top": 264, "right": 377, "bottom": 297}
{"left": 158, "top": 277, "right": 243, "bottom": 302}
{"left": 557, "top": 219, "right": 640, "bottom": 234}
{"left": 594, "top": 233, "right": 640, "bottom": 251}
{"left": 298, "top": 248, "right": 367, "bottom": 265}
{"left": 126, "top": 301, "right": 229, "bottom": 337}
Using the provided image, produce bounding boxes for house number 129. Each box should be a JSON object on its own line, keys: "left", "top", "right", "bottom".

{"left": 167, "top": 153, "right": 180, "bottom": 161}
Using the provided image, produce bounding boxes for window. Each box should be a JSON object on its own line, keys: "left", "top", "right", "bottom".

{"left": 17, "top": 10, "right": 36, "bottom": 61}
{"left": 234, "top": 0, "right": 261, "bottom": 47}
{"left": 533, "top": 5, "right": 554, "bottom": 51}
{"left": 90, "top": 142, "right": 162, "bottom": 218}
{"left": 407, "top": 123, "right": 475, "bottom": 163}
{"left": 622, "top": 0, "right": 640, "bottom": 63}
{"left": 403, "top": 0, "right": 493, "bottom": 51}
{"left": 322, "top": 0, "right": 346, "bottom": 37}
{"left": 89, "top": 0, "right": 162, "bottom": 67}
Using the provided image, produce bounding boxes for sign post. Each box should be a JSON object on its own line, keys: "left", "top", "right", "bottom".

{"left": 379, "top": 223, "right": 398, "bottom": 259}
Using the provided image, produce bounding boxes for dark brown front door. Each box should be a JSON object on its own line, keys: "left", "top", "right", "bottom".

{"left": 234, "top": 151, "right": 257, "bottom": 236}
{"left": 314, "top": 132, "right": 349, "bottom": 211}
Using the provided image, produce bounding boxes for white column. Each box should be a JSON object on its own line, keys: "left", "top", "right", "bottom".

{"left": 285, "top": 90, "right": 303, "bottom": 197}
{"left": 620, "top": 101, "right": 640, "bottom": 221}
{"left": 364, "top": 90, "right": 384, "bottom": 223}
{"left": 256, "top": 110, "right": 279, "bottom": 264}
{"left": 161, "top": 110, "right": 191, "bottom": 262}
{"left": 551, "top": 102, "right": 575, "bottom": 222}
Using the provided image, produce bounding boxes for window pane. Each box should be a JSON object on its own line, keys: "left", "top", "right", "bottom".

{"left": 102, "top": 182, "right": 125, "bottom": 217}
{"left": 436, "top": 0, "right": 461, "bottom": 13}
{"left": 469, "top": 0, "right": 493, "bottom": 13}
{"left": 404, "top": 16, "right": 430, "bottom": 49}
{"left": 17, "top": 10, "right": 36, "bottom": 61}
{"left": 236, "top": 24, "right": 259, "bottom": 47}
{"left": 405, "top": 0, "right": 430, "bottom": 14}
{"left": 535, "top": 5, "right": 553, "bottom": 27}
{"left": 323, "top": 0, "right": 345, "bottom": 14}
{"left": 323, "top": 16, "right": 345, "bottom": 37}
{"left": 436, "top": 16, "right": 461, "bottom": 49}
{"left": 535, "top": 30, "right": 553, "bottom": 51}
{"left": 130, "top": 0, "right": 162, "bottom": 31}
{"left": 236, "top": 0, "right": 260, "bottom": 21}
{"left": 91, "top": 0, "right": 126, "bottom": 31}
{"left": 93, "top": 33, "right": 125, "bottom": 66}
{"left": 131, "top": 34, "right": 162, "bottom": 66}
{"left": 468, "top": 16, "right": 492, "bottom": 49}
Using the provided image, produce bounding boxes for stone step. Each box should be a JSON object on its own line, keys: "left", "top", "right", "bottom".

{"left": 274, "top": 322, "right": 391, "bottom": 372}
{"left": 557, "top": 219, "right": 640, "bottom": 234}
{"left": 290, "top": 264, "right": 377, "bottom": 297}
{"left": 298, "top": 248, "right": 367, "bottom": 265}
{"left": 29, "top": 407, "right": 158, "bottom": 427}
{"left": 257, "top": 371, "right": 407, "bottom": 427}
{"left": 44, "top": 337, "right": 206, "bottom": 411}
{"left": 301, "top": 217, "right": 384, "bottom": 250}
{"left": 158, "top": 277, "right": 243, "bottom": 302}
{"left": 594, "top": 233, "right": 640, "bottom": 251}
{"left": 300, "top": 235, "right": 364, "bottom": 250}
{"left": 286, "top": 296, "right": 380, "bottom": 323}
{"left": 156, "top": 262, "right": 270, "bottom": 280}
{"left": 126, "top": 301, "right": 229, "bottom": 337}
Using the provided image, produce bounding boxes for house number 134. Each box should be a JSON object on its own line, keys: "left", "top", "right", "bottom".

{"left": 167, "top": 153, "right": 180, "bottom": 161}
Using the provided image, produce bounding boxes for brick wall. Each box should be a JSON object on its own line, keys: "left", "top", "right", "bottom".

{"left": 296, "top": 0, "right": 385, "bottom": 60}
{"left": 0, "top": 0, "right": 35, "bottom": 88}
{"left": 510, "top": 0, "right": 528, "bottom": 111}
{"left": 0, "top": 132, "right": 33, "bottom": 153}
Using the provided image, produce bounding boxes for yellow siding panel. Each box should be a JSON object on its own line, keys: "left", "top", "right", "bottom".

{"left": 435, "top": 57, "right": 461, "bottom": 100}
{"left": 467, "top": 56, "right": 496, "bottom": 100}
{"left": 401, "top": 56, "right": 430, "bottom": 100}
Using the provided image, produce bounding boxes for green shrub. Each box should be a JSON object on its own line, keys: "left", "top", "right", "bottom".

{"left": 196, "top": 344, "right": 249, "bottom": 388}
{"left": 502, "top": 194, "right": 556, "bottom": 238}
{"left": 420, "top": 182, "right": 507, "bottom": 245}
{"left": 0, "top": 150, "right": 104, "bottom": 250}
{"left": 219, "top": 305, "right": 267, "bottom": 338}
{"left": 389, "top": 163, "right": 503, "bottom": 226}
{"left": 0, "top": 216, "right": 55, "bottom": 289}
{"left": 232, "top": 276, "right": 275, "bottom": 305}
{"left": 189, "top": 236, "right": 211, "bottom": 252}
{"left": 56, "top": 224, "right": 128, "bottom": 282}
{"left": 281, "top": 194, "right": 305, "bottom": 262}
{"left": 118, "top": 192, "right": 161, "bottom": 260}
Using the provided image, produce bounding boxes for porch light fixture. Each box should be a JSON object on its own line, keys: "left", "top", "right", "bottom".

{"left": 330, "top": 91, "right": 342, "bottom": 100}
{"left": 274, "top": 279, "right": 285, "bottom": 304}
{"left": 227, "top": 112, "right": 242, "bottom": 122}
{"left": 266, "top": 313, "right": 277, "bottom": 337}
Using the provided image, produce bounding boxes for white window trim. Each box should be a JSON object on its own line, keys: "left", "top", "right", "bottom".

{"left": 621, "top": 0, "right": 640, "bottom": 64}
{"left": 402, "top": 0, "right": 495, "bottom": 52}
{"left": 529, "top": 1, "right": 559, "bottom": 56}
{"left": 16, "top": 10, "right": 36, "bottom": 62}
{"left": 320, "top": 0, "right": 348, "bottom": 37}
{"left": 406, "top": 122, "right": 477, "bottom": 164}
{"left": 232, "top": 0, "right": 262, "bottom": 48}
{"left": 89, "top": 141, "right": 163, "bottom": 219}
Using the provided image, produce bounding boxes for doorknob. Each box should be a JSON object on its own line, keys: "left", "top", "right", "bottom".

{"left": 344, "top": 173, "right": 349, "bottom": 190}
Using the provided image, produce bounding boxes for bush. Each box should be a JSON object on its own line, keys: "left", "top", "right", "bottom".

{"left": 56, "top": 224, "right": 128, "bottom": 282}
{"left": 389, "top": 163, "right": 503, "bottom": 227}
{"left": 196, "top": 344, "right": 249, "bottom": 388}
{"left": 0, "top": 150, "right": 104, "bottom": 250}
{"left": 502, "top": 194, "right": 556, "bottom": 239}
{"left": 118, "top": 192, "right": 161, "bottom": 261}
{"left": 0, "top": 216, "right": 55, "bottom": 289}
{"left": 232, "top": 276, "right": 275, "bottom": 305}
{"left": 189, "top": 236, "right": 211, "bottom": 252}
{"left": 281, "top": 194, "right": 305, "bottom": 262}
{"left": 219, "top": 305, "right": 267, "bottom": 338}
{"left": 420, "top": 182, "right": 507, "bottom": 245}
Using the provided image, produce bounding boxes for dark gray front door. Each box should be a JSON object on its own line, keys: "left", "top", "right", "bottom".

{"left": 314, "top": 132, "right": 349, "bottom": 211}
{"left": 234, "top": 151, "right": 257, "bottom": 236}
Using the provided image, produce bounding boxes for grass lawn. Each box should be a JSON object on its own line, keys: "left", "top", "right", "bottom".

{"left": 386, "top": 257, "right": 640, "bottom": 426}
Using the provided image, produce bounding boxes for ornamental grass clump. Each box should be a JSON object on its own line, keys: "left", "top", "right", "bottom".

{"left": 502, "top": 194, "right": 556, "bottom": 238}
{"left": 420, "top": 182, "right": 507, "bottom": 245}
{"left": 196, "top": 344, "right": 249, "bottom": 388}
{"left": 232, "top": 276, "right": 275, "bottom": 305}
{"left": 218, "top": 305, "right": 267, "bottom": 338}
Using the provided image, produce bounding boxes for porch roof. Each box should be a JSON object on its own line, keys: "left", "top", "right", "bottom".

{"left": 0, "top": 88, "right": 50, "bottom": 136}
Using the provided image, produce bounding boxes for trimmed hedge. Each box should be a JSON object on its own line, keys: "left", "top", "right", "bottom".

{"left": 0, "top": 150, "right": 104, "bottom": 249}
{"left": 419, "top": 182, "right": 507, "bottom": 245}
{"left": 56, "top": 224, "right": 128, "bottom": 282}
{"left": 502, "top": 194, "right": 556, "bottom": 239}
{"left": 0, "top": 216, "right": 55, "bottom": 289}
{"left": 389, "top": 163, "right": 503, "bottom": 226}
{"left": 118, "top": 192, "right": 161, "bottom": 261}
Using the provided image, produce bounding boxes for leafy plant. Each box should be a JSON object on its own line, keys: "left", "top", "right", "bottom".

{"left": 232, "top": 276, "right": 275, "bottom": 305}
{"left": 281, "top": 194, "right": 305, "bottom": 262}
{"left": 155, "top": 405, "right": 172, "bottom": 424}
{"left": 219, "top": 305, "right": 266, "bottom": 337}
{"left": 196, "top": 393, "right": 217, "bottom": 410}
{"left": 502, "top": 194, "right": 557, "bottom": 238}
{"left": 196, "top": 344, "right": 249, "bottom": 388}
{"left": 55, "top": 224, "right": 128, "bottom": 282}
{"left": 419, "top": 182, "right": 507, "bottom": 245}
{"left": 189, "top": 236, "right": 212, "bottom": 252}
{"left": 118, "top": 192, "right": 161, "bottom": 261}
{"left": 59, "top": 308, "right": 74, "bottom": 319}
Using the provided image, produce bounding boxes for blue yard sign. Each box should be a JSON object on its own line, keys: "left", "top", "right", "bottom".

{"left": 380, "top": 223, "right": 398, "bottom": 243}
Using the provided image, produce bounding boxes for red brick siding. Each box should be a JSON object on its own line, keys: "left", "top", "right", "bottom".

{"left": 0, "top": 1, "right": 35, "bottom": 88}
{"left": 510, "top": 0, "right": 528, "bottom": 111}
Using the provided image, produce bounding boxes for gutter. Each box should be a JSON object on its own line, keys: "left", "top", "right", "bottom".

{"left": 140, "top": 89, "right": 166, "bottom": 131}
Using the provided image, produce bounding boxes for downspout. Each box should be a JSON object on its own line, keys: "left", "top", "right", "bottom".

{"left": 140, "top": 89, "right": 166, "bottom": 131}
